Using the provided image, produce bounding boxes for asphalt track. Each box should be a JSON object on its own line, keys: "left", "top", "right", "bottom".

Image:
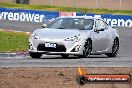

{"left": 0, "top": 20, "right": 132, "bottom": 67}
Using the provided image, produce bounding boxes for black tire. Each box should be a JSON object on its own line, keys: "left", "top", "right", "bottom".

{"left": 82, "top": 39, "right": 92, "bottom": 58}
{"left": 77, "top": 55, "right": 84, "bottom": 58}
{"left": 29, "top": 52, "right": 42, "bottom": 58}
{"left": 61, "top": 54, "right": 69, "bottom": 58}
{"left": 106, "top": 38, "right": 119, "bottom": 57}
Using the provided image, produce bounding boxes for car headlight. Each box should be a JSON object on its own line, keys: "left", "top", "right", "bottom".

{"left": 65, "top": 35, "right": 80, "bottom": 42}
{"left": 32, "top": 33, "right": 40, "bottom": 39}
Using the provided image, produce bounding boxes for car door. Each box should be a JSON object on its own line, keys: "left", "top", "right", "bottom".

{"left": 91, "top": 19, "right": 112, "bottom": 53}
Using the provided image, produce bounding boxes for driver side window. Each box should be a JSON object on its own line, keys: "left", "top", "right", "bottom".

{"left": 96, "top": 20, "right": 105, "bottom": 29}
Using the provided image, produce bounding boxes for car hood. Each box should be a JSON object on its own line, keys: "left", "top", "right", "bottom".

{"left": 35, "top": 28, "right": 89, "bottom": 40}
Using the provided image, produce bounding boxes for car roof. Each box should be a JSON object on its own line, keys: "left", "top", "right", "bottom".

{"left": 59, "top": 16, "right": 102, "bottom": 20}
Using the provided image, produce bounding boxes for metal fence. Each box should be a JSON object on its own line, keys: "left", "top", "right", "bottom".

{"left": 30, "top": 0, "right": 132, "bottom": 10}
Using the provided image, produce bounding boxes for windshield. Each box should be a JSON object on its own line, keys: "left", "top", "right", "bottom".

{"left": 47, "top": 18, "right": 94, "bottom": 30}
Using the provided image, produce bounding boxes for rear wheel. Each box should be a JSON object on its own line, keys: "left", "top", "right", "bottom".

{"left": 82, "top": 39, "right": 92, "bottom": 58}
{"left": 29, "top": 52, "right": 42, "bottom": 58}
{"left": 106, "top": 38, "right": 119, "bottom": 57}
{"left": 61, "top": 55, "right": 69, "bottom": 58}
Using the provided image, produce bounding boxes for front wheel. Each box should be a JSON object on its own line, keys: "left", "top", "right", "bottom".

{"left": 29, "top": 52, "right": 42, "bottom": 58}
{"left": 82, "top": 39, "right": 92, "bottom": 58}
{"left": 106, "top": 38, "right": 119, "bottom": 57}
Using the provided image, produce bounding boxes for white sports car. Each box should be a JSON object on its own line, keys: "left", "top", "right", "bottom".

{"left": 29, "top": 16, "right": 119, "bottom": 58}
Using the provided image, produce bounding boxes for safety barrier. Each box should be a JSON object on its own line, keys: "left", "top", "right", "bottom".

{"left": 0, "top": 8, "right": 132, "bottom": 27}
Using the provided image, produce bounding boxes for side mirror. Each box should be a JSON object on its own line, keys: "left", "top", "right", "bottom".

{"left": 97, "top": 26, "right": 105, "bottom": 31}
{"left": 111, "top": 26, "right": 115, "bottom": 28}
{"left": 42, "top": 24, "right": 47, "bottom": 28}
{"left": 94, "top": 26, "right": 105, "bottom": 33}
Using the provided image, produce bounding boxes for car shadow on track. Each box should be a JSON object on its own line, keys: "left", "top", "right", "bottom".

{"left": 36, "top": 55, "right": 109, "bottom": 59}
{"left": 40, "top": 56, "right": 80, "bottom": 59}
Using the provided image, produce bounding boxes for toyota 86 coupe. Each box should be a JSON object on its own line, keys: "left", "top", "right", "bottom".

{"left": 29, "top": 16, "right": 119, "bottom": 58}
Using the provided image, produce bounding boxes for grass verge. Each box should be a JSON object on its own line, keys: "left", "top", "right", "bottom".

{"left": 0, "top": 31, "right": 28, "bottom": 52}
{"left": 0, "top": 2, "right": 132, "bottom": 15}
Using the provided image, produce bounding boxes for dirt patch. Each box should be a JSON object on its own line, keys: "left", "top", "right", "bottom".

{"left": 0, "top": 67, "right": 132, "bottom": 88}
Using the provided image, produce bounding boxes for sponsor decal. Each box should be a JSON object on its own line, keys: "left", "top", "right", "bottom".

{"left": 77, "top": 13, "right": 132, "bottom": 27}
{"left": 0, "top": 12, "right": 44, "bottom": 22}
{"left": 0, "top": 8, "right": 59, "bottom": 22}
{"left": 104, "top": 18, "right": 132, "bottom": 27}
{"left": 94, "top": 15, "right": 132, "bottom": 27}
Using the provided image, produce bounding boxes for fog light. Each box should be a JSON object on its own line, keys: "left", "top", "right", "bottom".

{"left": 71, "top": 45, "right": 81, "bottom": 52}
{"left": 29, "top": 44, "right": 33, "bottom": 50}
{"left": 75, "top": 45, "right": 81, "bottom": 52}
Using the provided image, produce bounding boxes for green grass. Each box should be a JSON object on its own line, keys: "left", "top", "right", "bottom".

{"left": 0, "top": 31, "right": 28, "bottom": 52}
{"left": 0, "top": 2, "right": 132, "bottom": 15}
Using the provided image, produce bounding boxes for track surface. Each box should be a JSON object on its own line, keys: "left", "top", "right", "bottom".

{"left": 0, "top": 20, "right": 132, "bottom": 67}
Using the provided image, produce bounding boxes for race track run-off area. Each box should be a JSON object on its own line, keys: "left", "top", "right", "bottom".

{"left": 0, "top": 20, "right": 132, "bottom": 67}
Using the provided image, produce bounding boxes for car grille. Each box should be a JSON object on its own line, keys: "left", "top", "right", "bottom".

{"left": 37, "top": 44, "right": 66, "bottom": 52}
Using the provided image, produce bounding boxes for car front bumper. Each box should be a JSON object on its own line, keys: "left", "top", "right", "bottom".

{"left": 29, "top": 38, "right": 85, "bottom": 55}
